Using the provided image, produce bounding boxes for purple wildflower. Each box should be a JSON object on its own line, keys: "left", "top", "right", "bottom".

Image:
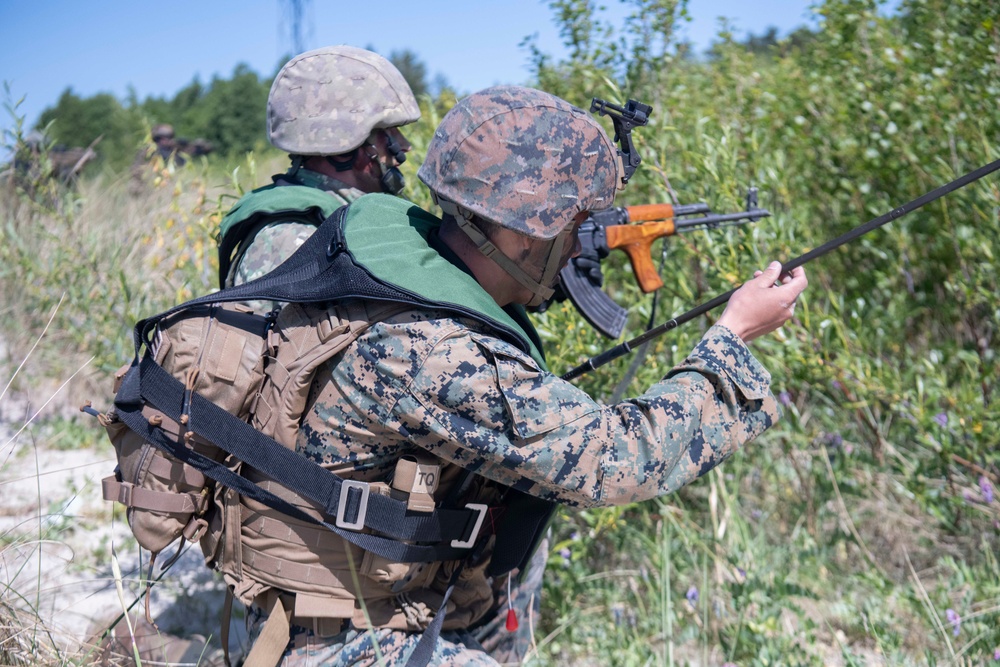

{"left": 933, "top": 412, "right": 948, "bottom": 427}
{"left": 570, "top": 531, "right": 580, "bottom": 541}
{"left": 686, "top": 586, "right": 699, "bottom": 606}
{"left": 559, "top": 547, "right": 571, "bottom": 567}
{"left": 751, "top": 509, "right": 763, "bottom": 520}
{"left": 778, "top": 391, "right": 792, "bottom": 407}
{"left": 946, "top": 608, "right": 961, "bottom": 636}
{"left": 831, "top": 380, "right": 842, "bottom": 391}
{"left": 980, "top": 476, "right": 994, "bottom": 504}
{"left": 993, "top": 648, "right": 1000, "bottom": 661}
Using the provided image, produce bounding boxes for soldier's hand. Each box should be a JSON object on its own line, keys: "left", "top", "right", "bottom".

{"left": 716, "top": 261, "right": 808, "bottom": 343}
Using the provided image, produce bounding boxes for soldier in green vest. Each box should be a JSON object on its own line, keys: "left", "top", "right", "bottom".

{"left": 217, "top": 45, "right": 420, "bottom": 295}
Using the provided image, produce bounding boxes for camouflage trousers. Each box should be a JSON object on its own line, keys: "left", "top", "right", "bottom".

{"left": 245, "top": 623, "right": 498, "bottom": 667}
{"left": 245, "top": 537, "right": 548, "bottom": 666}
{"left": 471, "top": 536, "right": 547, "bottom": 665}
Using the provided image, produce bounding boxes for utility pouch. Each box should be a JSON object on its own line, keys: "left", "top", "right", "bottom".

{"left": 102, "top": 303, "right": 270, "bottom": 558}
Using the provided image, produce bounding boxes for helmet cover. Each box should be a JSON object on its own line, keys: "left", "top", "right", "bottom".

{"left": 417, "top": 85, "right": 618, "bottom": 240}
{"left": 268, "top": 45, "right": 421, "bottom": 155}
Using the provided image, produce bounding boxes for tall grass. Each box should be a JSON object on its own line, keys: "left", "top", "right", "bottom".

{"left": 0, "top": 129, "right": 266, "bottom": 665}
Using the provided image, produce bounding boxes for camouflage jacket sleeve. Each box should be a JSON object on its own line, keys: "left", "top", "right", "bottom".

{"left": 231, "top": 220, "right": 319, "bottom": 287}
{"left": 381, "top": 321, "right": 779, "bottom": 508}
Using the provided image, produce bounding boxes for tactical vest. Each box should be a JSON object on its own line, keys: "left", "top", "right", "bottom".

{"left": 216, "top": 180, "right": 346, "bottom": 289}
{"left": 103, "top": 193, "right": 554, "bottom": 664}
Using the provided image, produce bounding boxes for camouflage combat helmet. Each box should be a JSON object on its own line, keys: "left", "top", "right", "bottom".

{"left": 418, "top": 85, "right": 619, "bottom": 306}
{"left": 267, "top": 45, "right": 421, "bottom": 156}
{"left": 418, "top": 85, "right": 619, "bottom": 240}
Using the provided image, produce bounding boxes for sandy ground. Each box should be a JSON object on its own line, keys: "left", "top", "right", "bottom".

{"left": 0, "top": 409, "right": 247, "bottom": 661}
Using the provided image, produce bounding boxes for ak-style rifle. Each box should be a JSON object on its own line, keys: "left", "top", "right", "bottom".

{"left": 568, "top": 94, "right": 1000, "bottom": 383}
{"left": 561, "top": 157, "right": 1000, "bottom": 381}
{"left": 551, "top": 190, "right": 769, "bottom": 338}
{"left": 544, "top": 97, "right": 769, "bottom": 338}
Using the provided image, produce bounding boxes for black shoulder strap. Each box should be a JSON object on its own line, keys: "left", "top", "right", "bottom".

{"left": 119, "top": 203, "right": 553, "bottom": 568}
{"left": 116, "top": 352, "right": 488, "bottom": 563}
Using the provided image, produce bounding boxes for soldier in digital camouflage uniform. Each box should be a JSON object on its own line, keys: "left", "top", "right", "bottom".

{"left": 217, "top": 45, "right": 420, "bottom": 295}
{"left": 217, "top": 47, "right": 543, "bottom": 664}
{"left": 240, "top": 85, "right": 807, "bottom": 666}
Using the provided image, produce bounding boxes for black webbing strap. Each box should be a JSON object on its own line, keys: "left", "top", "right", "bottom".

{"left": 132, "top": 357, "right": 482, "bottom": 545}
{"left": 114, "top": 396, "right": 474, "bottom": 564}
{"left": 115, "top": 359, "right": 486, "bottom": 562}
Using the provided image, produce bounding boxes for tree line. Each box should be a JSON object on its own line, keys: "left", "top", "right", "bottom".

{"left": 31, "top": 48, "right": 440, "bottom": 171}
{"left": 30, "top": 25, "right": 812, "bottom": 174}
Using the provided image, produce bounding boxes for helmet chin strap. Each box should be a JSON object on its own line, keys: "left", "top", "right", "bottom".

{"left": 436, "top": 195, "right": 570, "bottom": 307}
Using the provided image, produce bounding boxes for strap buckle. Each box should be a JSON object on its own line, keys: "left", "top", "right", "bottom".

{"left": 451, "top": 503, "right": 488, "bottom": 549}
{"left": 335, "top": 480, "right": 370, "bottom": 531}
{"left": 183, "top": 516, "right": 209, "bottom": 542}
{"left": 112, "top": 480, "right": 134, "bottom": 507}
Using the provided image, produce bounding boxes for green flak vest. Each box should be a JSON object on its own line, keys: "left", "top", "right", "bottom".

{"left": 341, "top": 194, "right": 547, "bottom": 368}
{"left": 216, "top": 183, "right": 344, "bottom": 289}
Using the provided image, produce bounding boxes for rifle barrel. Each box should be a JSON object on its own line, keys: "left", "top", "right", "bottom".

{"left": 674, "top": 209, "right": 771, "bottom": 230}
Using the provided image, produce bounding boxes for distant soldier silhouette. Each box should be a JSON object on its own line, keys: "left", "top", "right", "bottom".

{"left": 151, "top": 123, "right": 186, "bottom": 167}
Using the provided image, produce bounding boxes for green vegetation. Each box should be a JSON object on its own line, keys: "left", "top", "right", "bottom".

{"left": 2, "top": 0, "right": 998, "bottom": 664}
{"left": 28, "top": 48, "right": 441, "bottom": 173}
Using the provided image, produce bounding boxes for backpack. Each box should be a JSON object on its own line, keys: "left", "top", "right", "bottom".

{"left": 101, "top": 300, "right": 402, "bottom": 567}
{"left": 96, "top": 199, "right": 556, "bottom": 665}
{"left": 101, "top": 302, "right": 267, "bottom": 561}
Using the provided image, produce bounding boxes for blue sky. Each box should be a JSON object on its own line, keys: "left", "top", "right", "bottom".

{"left": 0, "top": 1, "right": 830, "bottom": 131}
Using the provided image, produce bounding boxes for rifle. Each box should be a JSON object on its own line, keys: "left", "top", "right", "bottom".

{"left": 547, "top": 96, "right": 769, "bottom": 339}
{"left": 545, "top": 189, "right": 770, "bottom": 339}
{"left": 561, "top": 156, "right": 1000, "bottom": 382}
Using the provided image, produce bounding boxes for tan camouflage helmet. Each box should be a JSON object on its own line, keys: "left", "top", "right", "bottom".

{"left": 417, "top": 85, "right": 619, "bottom": 240}
{"left": 267, "top": 45, "right": 421, "bottom": 156}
